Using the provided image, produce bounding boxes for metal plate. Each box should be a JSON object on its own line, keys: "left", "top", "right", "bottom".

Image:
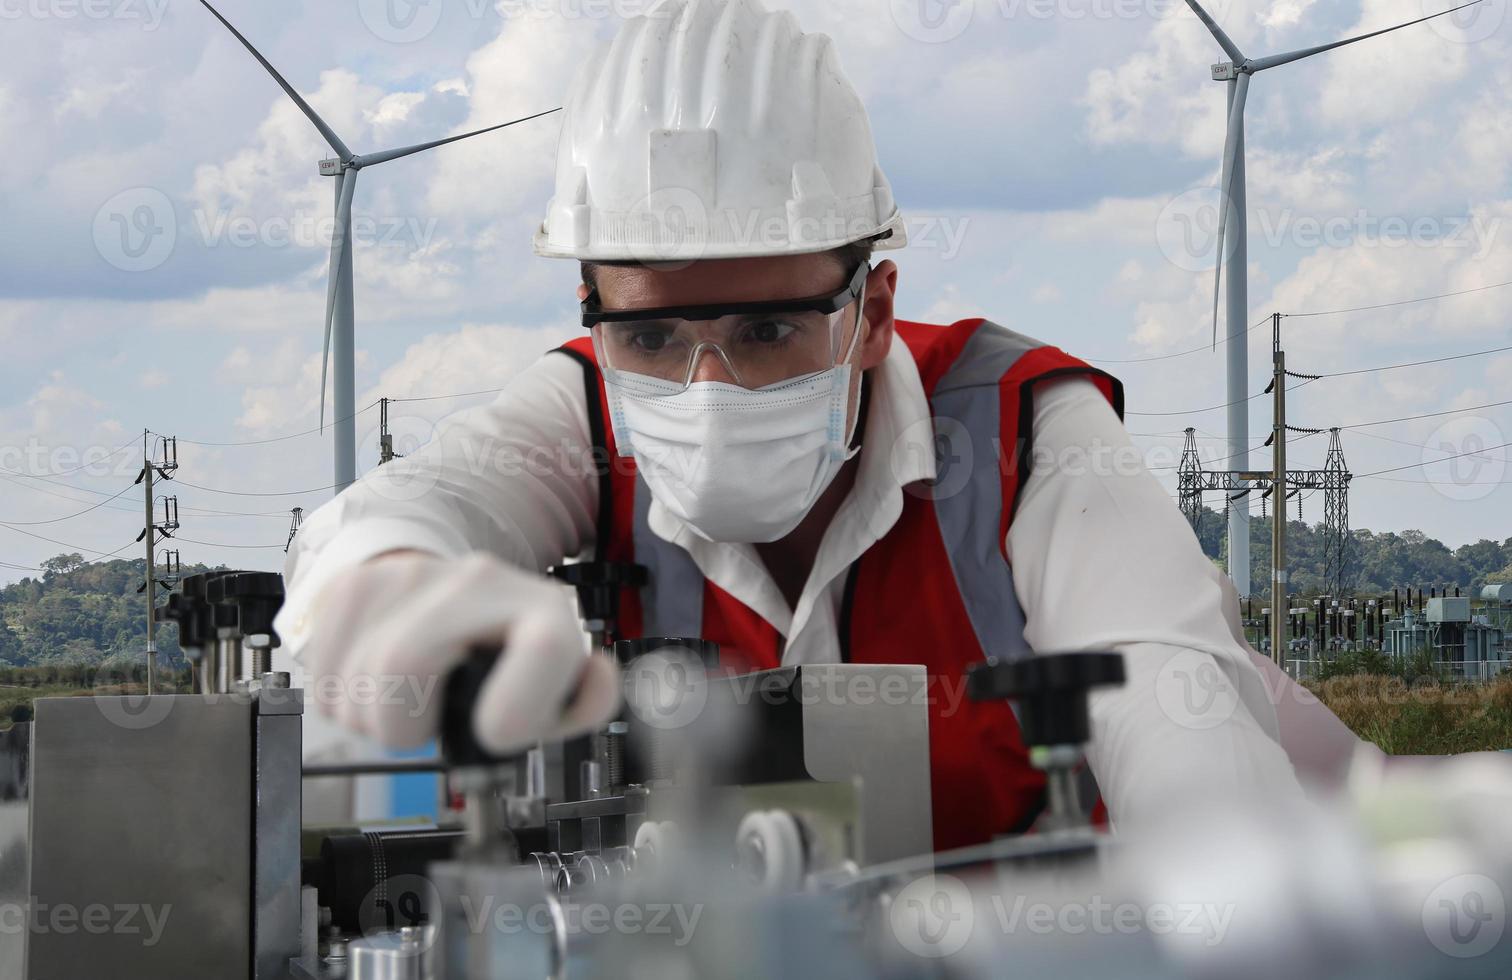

{"left": 27, "top": 695, "right": 254, "bottom": 978}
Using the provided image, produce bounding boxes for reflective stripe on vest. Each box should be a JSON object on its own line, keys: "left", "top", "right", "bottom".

{"left": 928, "top": 321, "right": 1040, "bottom": 666}
{"left": 633, "top": 473, "right": 704, "bottom": 637}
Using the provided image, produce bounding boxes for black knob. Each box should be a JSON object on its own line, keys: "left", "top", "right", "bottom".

{"left": 208, "top": 571, "right": 286, "bottom": 643}
{"left": 967, "top": 652, "right": 1125, "bottom": 748}
{"left": 610, "top": 637, "right": 720, "bottom": 669}
{"left": 549, "top": 562, "right": 648, "bottom": 636}
{"left": 440, "top": 649, "right": 511, "bottom": 767}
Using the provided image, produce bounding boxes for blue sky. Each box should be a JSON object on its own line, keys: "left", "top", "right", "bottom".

{"left": 1, "top": 0, "right": 1509, "bottom": 585}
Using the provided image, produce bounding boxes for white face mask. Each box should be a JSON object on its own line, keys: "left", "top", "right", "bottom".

{"left": 605, "top": 363, "right": 860, "bottom": 544}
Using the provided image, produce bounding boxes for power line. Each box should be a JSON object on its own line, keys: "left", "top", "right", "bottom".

{"left": 0, "top": 435, "right": 139, "bottom": 479}
{"left": 1086, "top": 316, "right": 1273, "bottom": 366}
{"left": 0, "top": 483, "right": 136, "bottom": 526}
{"left": 0, "top": 523, "right": 140, "bottom": 561}
{"left": 158, "top": 400, "right": 382, "bottom": 447}
{"left": 172, "top": 536, "right": 287, "bottom": 550}
{"left": 172, "top": 479, "right": 345, "bottom": 498}
{"left": 1302, "top": 341, "right": 1512, "bottom": 380}
{"left": 1125, "top": 379, "right": 1318, "bottom": 417}
{"left": 389, "top": 386, "right": 512, "bottom": 404}
{"left": 1355, "top": 440, "right": 1512, "bottom": 480}
{"left": 1283, "top": 277, "right": 1512, "bottom": 319}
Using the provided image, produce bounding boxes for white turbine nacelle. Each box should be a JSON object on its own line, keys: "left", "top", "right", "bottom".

{"left": 318, "top": 158, "right": 342, "bottom": 177}
{"left": 1211, "top": 62, "right": 1238, "bottom": 81}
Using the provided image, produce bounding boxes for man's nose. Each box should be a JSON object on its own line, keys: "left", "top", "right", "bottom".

{"left": 689, "top": 345, "right": 738, "bottom": 385}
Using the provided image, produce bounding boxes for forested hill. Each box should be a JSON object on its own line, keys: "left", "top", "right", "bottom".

{"left": 0, "top": 553, "right": 249, "bottom": 668}
{"left": 1186, "top": 508, "right": 1512, "bottom": 597}
{"left": 3, "top": 518, "right": 1510, "bottom": 667}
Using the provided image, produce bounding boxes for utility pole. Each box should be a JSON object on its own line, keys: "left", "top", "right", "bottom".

{"left": 135, "top": 433, "right": 178, "bottom": 693}
{"left": 1176, "top": 313, "right": 1353, "bottom": 673}
{"left": 378, "top": 397, "right": 401, "bottom": 465}
{"left": 1269, "top": 313, "right": 1286, "bottom": 668}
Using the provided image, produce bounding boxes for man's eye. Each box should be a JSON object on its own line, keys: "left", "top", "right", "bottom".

{"left": 629, "top": 330, "right": 671, "bottom": 353}
{"left": 744, "top": 320, "right": 796, "bottom": 344}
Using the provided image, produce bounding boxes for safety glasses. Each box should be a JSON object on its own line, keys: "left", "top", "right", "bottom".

{"left": 583, "top": 263, "right": 869, "bottom": 392}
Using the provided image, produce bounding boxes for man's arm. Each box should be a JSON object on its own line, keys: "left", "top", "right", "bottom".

{"left": 276, "top": 351, "right": 598, "bottom": 655}
{"left": 1006, "top": 377, "right": 1305, "bottom": 829}
{"left": 270, "top": 351, "right": 622, "bottom": 753}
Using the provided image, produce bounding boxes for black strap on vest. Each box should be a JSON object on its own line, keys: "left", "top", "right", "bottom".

{"left": 553, "top": 347, "right": 614, "bottom": 559}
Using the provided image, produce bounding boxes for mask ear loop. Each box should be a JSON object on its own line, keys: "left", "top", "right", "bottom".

{"left": 837, "top": 273, "right": 869, "bottom": 451}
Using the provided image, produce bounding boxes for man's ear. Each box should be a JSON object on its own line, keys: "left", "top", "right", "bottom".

{"left": 858, "top": 260, "right": 899, "bottom": 371}
{"left": 576, "top": 283, "right": 591, "bottom": 302}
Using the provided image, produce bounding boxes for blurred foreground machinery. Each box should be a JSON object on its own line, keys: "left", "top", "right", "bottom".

{"left": 2, "top": 561, "right": 1511, "bottom": 978}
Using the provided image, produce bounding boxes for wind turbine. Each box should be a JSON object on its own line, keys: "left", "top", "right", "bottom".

{"left": 1182, "top": 0, "right": 1480, "bottom": 597}
{"left": 198, "top": 0, "right": 560, "bottom": 492}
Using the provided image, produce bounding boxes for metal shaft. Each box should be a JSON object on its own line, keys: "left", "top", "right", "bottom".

{"left": 1225, "top": 77, "right": 1251, "bottom": 598}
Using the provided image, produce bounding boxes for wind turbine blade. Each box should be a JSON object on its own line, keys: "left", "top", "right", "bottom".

{"left": 196, "top": 0, "right": 352, "bottom": 160}
{"left": 1181, "top": 0, "right": 1245, "bottom": 63}
{"left": 1248, "top": 0, "right": 1483, "bottom": 72}
{"left": 359, "top": 106, "right": 562, "bottom": 168}
{"left": 1212, "top": 72, "right": 1250, "bottom": 349}
{"left": 320, "top": 169, "right": 359, "bottom": 431}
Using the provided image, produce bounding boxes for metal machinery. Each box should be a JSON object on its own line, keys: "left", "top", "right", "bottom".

{"left": 3, "top": 561, "right": 1512, "bottom": 977}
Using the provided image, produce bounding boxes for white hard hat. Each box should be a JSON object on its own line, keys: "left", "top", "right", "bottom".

{"left": 534, "top": 0, "right": 907, "bottom": 262}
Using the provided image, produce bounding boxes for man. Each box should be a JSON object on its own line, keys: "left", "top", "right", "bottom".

{"left": 280, "top": 0, "right": 1302, "bottom": 850}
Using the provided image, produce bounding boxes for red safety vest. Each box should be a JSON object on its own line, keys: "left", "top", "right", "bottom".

{"left": 556, "top": 318, "right": 1124, "bottom": 851}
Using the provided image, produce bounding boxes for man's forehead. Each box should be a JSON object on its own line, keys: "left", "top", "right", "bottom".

{"left": 590, "top": 254, "right": 848, "bottom": 310}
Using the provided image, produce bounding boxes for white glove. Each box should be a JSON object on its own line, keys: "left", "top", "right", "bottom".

{"left": 301, "top": 551, "right": 622, "bottom": 754}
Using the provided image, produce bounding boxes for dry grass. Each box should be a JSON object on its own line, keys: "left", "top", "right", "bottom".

{"left": 1306, "top": 675, "right": 1512, "bottom": 755}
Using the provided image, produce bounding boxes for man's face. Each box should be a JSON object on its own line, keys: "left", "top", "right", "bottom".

{"left": 579, "top": 254, "right": 899, "bottom": 432}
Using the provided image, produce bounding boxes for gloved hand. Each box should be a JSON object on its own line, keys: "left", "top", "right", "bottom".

{"left": 301, "top": 551, "right": 621, "bottom": 754}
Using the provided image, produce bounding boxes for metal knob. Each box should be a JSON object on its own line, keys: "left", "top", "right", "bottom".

{"left": 967, "top": 652, "right": 1125, "bottom": 748}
